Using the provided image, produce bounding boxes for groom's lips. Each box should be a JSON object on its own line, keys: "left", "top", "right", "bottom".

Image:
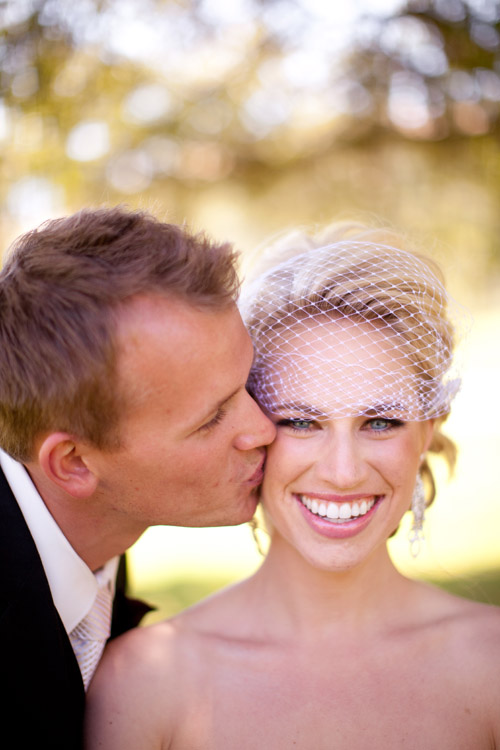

{"left": 246, "top": 453, "right": 266, "bottom": 486}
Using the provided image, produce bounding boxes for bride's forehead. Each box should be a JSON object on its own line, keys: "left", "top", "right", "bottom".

{"left": 256, "top": 317, "right": 418, "bottom": 415}
{"left": 276, "top": 316, "right": 403, "bottom": 361}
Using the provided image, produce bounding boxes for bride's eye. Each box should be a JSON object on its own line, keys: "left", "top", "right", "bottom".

{"left": 277, "top": 418, "right": 315, "bottom": 432}
{"left": 366, "top": 417, "right": 404, "bottom": 432}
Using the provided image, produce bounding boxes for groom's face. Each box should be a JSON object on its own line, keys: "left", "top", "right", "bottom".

{"left": 89, "top": 294, "right": 275, "bottom": 534}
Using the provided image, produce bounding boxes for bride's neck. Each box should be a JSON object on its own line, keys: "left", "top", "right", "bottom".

{"left": 249, "top": 533, "right": 412, "bottom": 638}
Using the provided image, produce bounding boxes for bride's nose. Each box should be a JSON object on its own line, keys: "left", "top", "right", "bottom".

{"left": 313, "top": 428, "right": 369, "bottom": 490}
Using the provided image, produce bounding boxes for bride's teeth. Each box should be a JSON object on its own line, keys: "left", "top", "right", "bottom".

{"left": 339, "top": 503, "right": 351, "bottom": 519}
{"left": 300, "top": 495, "right": 378, "bottom": 521}
{"left": 327, "top": 502, "right": 339, "bottom": 519}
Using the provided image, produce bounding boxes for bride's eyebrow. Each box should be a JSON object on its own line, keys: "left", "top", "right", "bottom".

{"left": 361, "top": 402, "right": 409, "bottom": 416}
{"left": 272, "top": 402, "right": 328, "bottom": 418}
{"left": 270, "top": 401, "right": 411, "bottom": 420}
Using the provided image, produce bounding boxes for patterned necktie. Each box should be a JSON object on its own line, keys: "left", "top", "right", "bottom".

{"left": 69, "top": 574, "right": 113, "bottom": 690}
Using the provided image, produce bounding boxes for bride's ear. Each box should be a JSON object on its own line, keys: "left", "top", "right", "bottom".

{"left": 37, "top": 432, "right": 99, "bottom": 498}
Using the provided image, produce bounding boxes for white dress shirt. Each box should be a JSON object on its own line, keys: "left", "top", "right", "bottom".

{"left": 0, "top": 448, "right": 118, "bottom": 634}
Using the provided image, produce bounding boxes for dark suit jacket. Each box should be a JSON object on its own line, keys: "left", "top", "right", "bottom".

{"left": 0, "top": 467, "right": 152, "bottom": 749}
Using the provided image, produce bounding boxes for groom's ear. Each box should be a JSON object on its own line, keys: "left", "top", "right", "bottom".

{"left": 37, "top": 432, "right": 99, "bottom": 498}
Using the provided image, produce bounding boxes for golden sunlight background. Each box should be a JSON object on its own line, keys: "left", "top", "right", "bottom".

{"left": 1, "top": 0, "right": 499, "bottom": 616}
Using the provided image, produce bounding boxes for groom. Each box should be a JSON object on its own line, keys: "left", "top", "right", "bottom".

{"left": 0, "top": 206, "right": 275, "bottom": 749}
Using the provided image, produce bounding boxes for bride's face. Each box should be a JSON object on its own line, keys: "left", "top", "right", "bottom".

{"left": 259, "top": 317, "right": 434, "bottom": 572}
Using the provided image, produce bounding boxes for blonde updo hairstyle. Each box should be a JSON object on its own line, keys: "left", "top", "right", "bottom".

{"left": 242, "top": 222, "right": 458, "bottom": 510}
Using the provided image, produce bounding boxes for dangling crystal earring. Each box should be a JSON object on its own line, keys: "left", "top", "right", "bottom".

{"left": 408, "top": 473, "right": 425, "bottom": 558}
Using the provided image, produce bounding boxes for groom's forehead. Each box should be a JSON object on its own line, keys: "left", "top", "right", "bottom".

{"left": 114, "top": 297, "right": 253, "bottom": 428}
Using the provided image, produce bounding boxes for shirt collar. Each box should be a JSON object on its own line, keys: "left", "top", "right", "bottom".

{"left": 0, "top": 448, "right": 119, "bottom": 633}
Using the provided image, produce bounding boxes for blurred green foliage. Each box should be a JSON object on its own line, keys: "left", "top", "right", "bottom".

{"left": 135, "top": 567, "right": 500, "bottom": 626}
{"left": 0, "top": 0, "right": 498, "bottom": 621}
{"left": 0, "top": 0, "right": 499, "bottom": 289}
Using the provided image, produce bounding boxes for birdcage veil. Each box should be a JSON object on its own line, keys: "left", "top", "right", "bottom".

{"left": 239, "top": 229, "right": 470, "bottom": 422}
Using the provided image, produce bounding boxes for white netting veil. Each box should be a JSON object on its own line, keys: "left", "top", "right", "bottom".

{"left": 239, "top": 231, "right": 469, "bottom": 422}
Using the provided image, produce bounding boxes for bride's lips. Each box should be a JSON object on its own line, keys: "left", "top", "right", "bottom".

{"left": 295, "top": 492, "right": 383, "bottom": 539}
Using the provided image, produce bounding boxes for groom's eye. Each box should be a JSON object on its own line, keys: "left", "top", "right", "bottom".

{"left": 199, "top": 406, "right": 227, "bottom": 432}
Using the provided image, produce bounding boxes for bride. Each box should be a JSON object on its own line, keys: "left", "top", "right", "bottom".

{"left": 85, "top": 224, "right": 500, "bottom": 749}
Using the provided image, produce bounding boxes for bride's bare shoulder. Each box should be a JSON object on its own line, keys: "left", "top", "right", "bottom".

{"left": 454, "top": 595, "right": 500, "bottom": 653}
{"left": 422, "top": 583, "right": 500, "bottom": 669}
{"left": 84, "top": 606, "right": 221, "bottom": 748}
{"left": 84, "top": 622, "right": 185, "bottom": 747}
{"left": 449, "top": 596, "right": 500, "bottom": 738}
{"left": 98, "top": 578, "right": 251, "bottom": 676}
{"left": 420, "top": 580, "right": 500, "bottom": 628}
